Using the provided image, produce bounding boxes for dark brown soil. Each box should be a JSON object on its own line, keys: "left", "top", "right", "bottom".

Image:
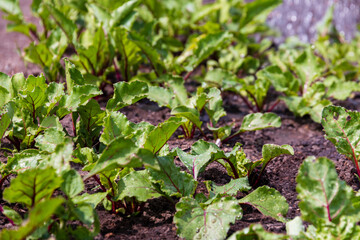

{"left": 2, "top": 1, "right": 360, "bottom": 239}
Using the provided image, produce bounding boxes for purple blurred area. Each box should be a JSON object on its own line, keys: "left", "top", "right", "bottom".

{"left": 267, "top": 0, "right": 360, "bottom": 43}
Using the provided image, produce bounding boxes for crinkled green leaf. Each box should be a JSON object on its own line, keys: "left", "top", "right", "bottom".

{"left": 100, "top": 111, "right": 134, "bottom": 145}
{"left": 3, "top": 167, "right": 62, "bottom": 208}
{"left": 56, "top": 60, "right": 102, "bottom": 117}
{"left": 239, "top": 186, "right": 289, "bottom": 223}
{"left": 18, "top": 74, "right": 48, "bottom": 122}
{"left": 4, "top": 149, "right": 44, "bottom": 173}
{"left": 73, "top": 147, "right": 98, "bottom": 166}
{"left": 0, "top": 0, "right": 22, "bottom": 15}
{"left": 212, "top": 144, "right": 249, "bottom": 179}
{"left": 149, "top": 156, "right": 197, "bottom": 197}
{"left": 238, "top": 112, "right": 281, "bottom": 133}
{"left": 147, "top": 86, "right": 173, "bottom": 107}
{"left": 43, "top": 82, "right": 64, "bottom": 115}
{"left": 106, "top": 80, "right": 148, "bottom": 111}
{"left": 116, "top": 170, "right": 161, "bottom": 202}
{"left": 57, "top": 85, "right": 102, "bottom": 118}
{"left": 44, "top": 138, "right": 73, "bottom": 173}
{"left": 174, "top": 196, "right": 242, "bottom": 240}
{"left": 35, "top": 128, "right": 66, "bottom": 152}
{"left": 325, "top": 76, "right": 360, "bottom": 101}
{"left": 321, "top": 106, "right": 360, "bottom": 163}
{"left": 61, "top": 169, "right": 84, "bottom": 198}
{"left": 144, "top": 117, "right": 184, "bottom": 154}
{"left": 296, "top": 157, "right": 359, "bottom": 225}
{"left": 243, "top": 77, "right": 270, "bottom": 110}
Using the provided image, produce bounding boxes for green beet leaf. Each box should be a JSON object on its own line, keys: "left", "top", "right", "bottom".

{"left": 128, "top": 32, "right": 165, "bottom": 77}
{"left": 293, "top": 47, "right": 324, "bottom": 87}
{"left": 174, "top": 196, "right": 242, "bottom": 240}
{"left": 110, "top": 0, "right": 140, "bottom": 29}
{"left": 257, "top": 65, "right": 299, "bottom": 96}
{"left": 262, "top": 144, "right": 294, "bottom": 164}
{"left": 176, "top": 140, "right": 221, "bottom": 180}
{"left": 144, "top": 117, "right": 184, "bottom": 154}
{"left": 56, "top": 60, "right": 102, "bottom": 117}
{"left": 46, "top": 4, "right": 77, "bottom": 44}
{"left": 149, "top": 156, "right": 197, "bottom": 197}
{"left": 44, "top": 138, "right": 73, "bottom": 173}
{"left": 296, "top": 157, "right": 359, "bottom": 225}
{"left": 228, "top": 224, "right": 287, "bottom": 240}
{"left": 1, "top": 206, "right": 22, "bottom": 226}
{"left": 0, "top": 72, "right": 12, "bottom": 107}
{"left": 0, "top": 198, "right": 64, "bottom": 240}
{"left": 57, "top": 84, "right": 102, "bottom": 118}
{"left": 171, "top": 106, "right": 202, "bottom": 130}
{"left": 61, "top": 169, "right": 84, "bottom": 198}
{"left": 239, "top": 186, "right": 289, "bottom": 223}
{"left": 321, "top": 106, "right": 360, "bottom": 176}
{"left": 87, "top": 137, "right": 140, "bottom": 177}
{"left": 72, "top": 192, "right": 108, "bottom": 208}
{"left": 206, "top": 177, "right": 251, "bottom": 197}
{"left": 204, "top": 88, "right": 226, "bottom": 126}
{"left": 35, "top": 128, "right": 66, "bottom": 152}
{"left": 184, "top": 31, "right": 232, "bottom": 72}
{"left": 76, "top": 99, "right": 105, "bottom": 147}
{"left": 43, "top": 82, "right": 64, "bottom": 116}
{"left": 256, "top": 144, "right": 295, "bottom": 181}
{"left": 3, "top": 167, "right": 62, "bottom": 208}
{"left": 176, "top": 147, "right": 214, "bottom": 181}
{"left": 111, "top": 27, "right": 142, "bottom": 81}
{"left": 0, "top": 102, "right": 14, "bottom": 141}
{"left": 239, "top": 112, "right": 281, "bottom": 133}
{"left": 64, "top": 59, "right": 85, "bottom": 94}
{"left": 106, "top": 80, "right": 148, "bottom": 111}
{"left": 302, "top": 216, "right": 360, "bottom": 240}
{"left": 116, "top": 170, "right": 162, "bottom": 202}
{"left": 239, "top": 0, "right": 282, "bottom": 34}
{"left": 100, "top": 111, "right": 135, "bottom": 145}
{"left": 4, "top": 149, "right": 45, "bottom": 173}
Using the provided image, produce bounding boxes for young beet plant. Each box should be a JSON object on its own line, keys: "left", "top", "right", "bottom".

{"left": 321, "top": 105, "right": 360, "bottom": 180}
{"left": 228, "top": 157, "right": 360, "bottom": 239}
{"left": 176, "top": 140, "right": 294, "bottom": 186}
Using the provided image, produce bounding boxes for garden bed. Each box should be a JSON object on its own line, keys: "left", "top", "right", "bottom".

{"left": 1, "top": 0, "right": 360, "bottom": 239}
